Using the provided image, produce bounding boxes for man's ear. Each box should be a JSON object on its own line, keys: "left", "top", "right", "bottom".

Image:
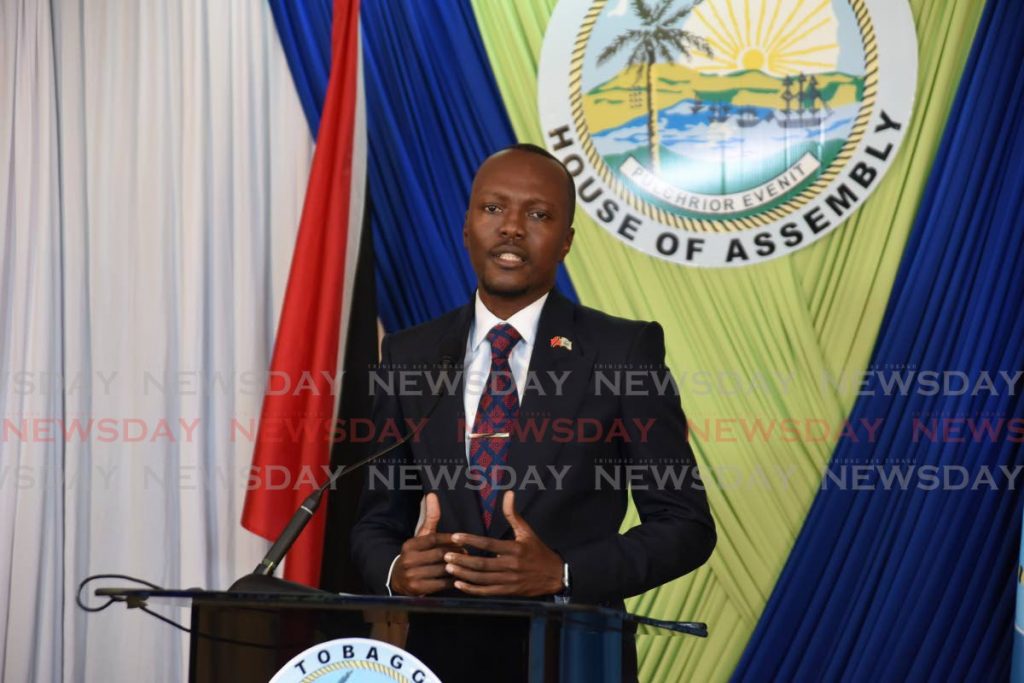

{"left": 560, "top": 226, "right": 575, "bottom": 260}
{"left": 463, "top": 214, "right": 470, "bottom": 248}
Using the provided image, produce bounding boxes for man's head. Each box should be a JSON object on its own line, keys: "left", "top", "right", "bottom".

{"left": 463, "top": 145, "right": 576, "bottom": 317}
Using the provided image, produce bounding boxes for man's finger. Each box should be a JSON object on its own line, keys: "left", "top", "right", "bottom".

{"left": 442, "top": 551, "right": 514, "bottom": 572}
{"left": 445, "top": 564, "right": 517, "bottom": 585}
{"left": 402, "top": 531, "right": 458, "bottom": 552}
{"left": 451, "top": 533, "right": 518, "bottom": 555}
{"left": 437, "top": 543, "right": 469, "bottom": 555}
{"left": 453, "top": 580, "right": 515, "bottom": 596}
{"left": 501, "top": 491, "right": 534, "bottom": 539}
{"left": 401, "top": 546, "right": 455, "bottom": 568}
{"left": 411, "top": 578, "right": 455, "bottom": 596}
{"left": 416, "top": 492, "right": 442, "bottom": 537}
{"left": 403, "top": 564, "right": 451, "bottom": 581}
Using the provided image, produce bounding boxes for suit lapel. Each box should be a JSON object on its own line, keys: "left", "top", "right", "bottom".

{"left": 488, "top": 290, "right": 595, "bottom": 540}
{"left": 414, "top": 302, "right": 487, "bottom": 538}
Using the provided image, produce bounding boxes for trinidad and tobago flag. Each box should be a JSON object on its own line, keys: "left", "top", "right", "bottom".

{"left": 241, "top": 0, "right": 373, "bottom": 589}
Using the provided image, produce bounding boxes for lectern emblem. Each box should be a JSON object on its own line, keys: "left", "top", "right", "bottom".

{"left": 269, "top": 637, "right": 442, "bottom": 683}
{"left": 538, "top": 0, "right": 918, "bottom": 266}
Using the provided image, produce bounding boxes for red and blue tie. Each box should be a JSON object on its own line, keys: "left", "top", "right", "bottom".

{"left": 469, "top": 323, "right": 522, "bottom": 529}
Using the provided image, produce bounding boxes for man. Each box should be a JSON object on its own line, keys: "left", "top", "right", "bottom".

{"left": 351, "top": 144, "right": 715, "bottom": 681}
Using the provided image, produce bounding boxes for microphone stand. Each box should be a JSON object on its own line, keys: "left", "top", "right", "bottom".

{"left": 230, "top": 357, "right": 456, "bottom": 593}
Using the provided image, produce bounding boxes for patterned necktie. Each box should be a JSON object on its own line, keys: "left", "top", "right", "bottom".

{"left": 469, "top": 323, "right": 522, "bottom": 529}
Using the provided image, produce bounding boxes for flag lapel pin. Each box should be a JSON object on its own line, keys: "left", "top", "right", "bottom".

{"left": 550, "top": 335, "right": 572, "bottom": 351}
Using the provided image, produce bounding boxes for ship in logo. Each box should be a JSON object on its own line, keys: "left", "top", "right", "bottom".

{"left": 777, "top": 74, "right": 833, "bottom": 128}
{"left": 693, "top": 73, "right": 835, "bottom": 130}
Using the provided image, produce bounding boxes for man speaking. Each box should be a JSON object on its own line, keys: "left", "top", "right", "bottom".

{"left": 351, "top": 144, "right": 715, "bottom": 681}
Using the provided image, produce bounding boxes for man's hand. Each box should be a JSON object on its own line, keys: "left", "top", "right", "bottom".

{"left": 389, "top": 493, "right": 464, "bottom": 597}
{"left": 445, "top": 491, "right": 565, "bottom": 597}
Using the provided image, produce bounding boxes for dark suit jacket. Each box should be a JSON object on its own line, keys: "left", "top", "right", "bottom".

{"left": 352, "top": 288, "right": 712, "bottom": 598}
{"left": 350, "top": 289, "right": 715, "bottom": 679}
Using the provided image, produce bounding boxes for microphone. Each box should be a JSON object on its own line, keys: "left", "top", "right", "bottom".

{"left": 248, "top": 353, "right": 458, "bottom": 578}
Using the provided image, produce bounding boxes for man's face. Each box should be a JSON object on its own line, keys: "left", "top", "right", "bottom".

{"left": 463, "top": 150, "right": 574, "bottom": 305}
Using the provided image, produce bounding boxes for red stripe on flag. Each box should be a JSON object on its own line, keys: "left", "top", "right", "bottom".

{"left": 241, "top": 0, "right": 361, "bottom": 587}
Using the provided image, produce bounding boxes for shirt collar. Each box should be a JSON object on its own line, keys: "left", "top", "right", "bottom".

{"left": 470, "top": 290, "right": 550, "bottom": 353}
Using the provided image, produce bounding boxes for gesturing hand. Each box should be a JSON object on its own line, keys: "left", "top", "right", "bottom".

{"left": 389, "top": 493, "right": 464, "bottom": 597}
{"left": 445, "top": 491, "right": 565, "bottom": 597}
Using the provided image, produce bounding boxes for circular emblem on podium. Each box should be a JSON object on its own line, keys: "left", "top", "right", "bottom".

{"left": 269, "top": 637, "right": 442, "bottom": 683}
{"left": 538, "top": 0, "right": 917, "bottom": 266}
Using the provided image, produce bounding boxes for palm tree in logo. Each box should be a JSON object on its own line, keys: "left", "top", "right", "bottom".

{"left": 597, "top": 0, "right": 713, "bottom": 173}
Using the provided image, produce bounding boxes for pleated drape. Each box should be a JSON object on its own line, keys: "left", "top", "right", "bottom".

{"left": 0, "top": 2, "right": 64, "bottom": 680}
{"left": 469, "top": 0, "right": 986, "bottom": 679}
{"left": 737, "top": 0, "right": 1024, "bottom": 678}
{"left": 0, "top": 1, "right": 313, "bottom": 680}
{"left": 361, "top": 0, "right": 577, "bottom": 332}
{"left": 268, "top": 0, "right": 333, "bottom": 136}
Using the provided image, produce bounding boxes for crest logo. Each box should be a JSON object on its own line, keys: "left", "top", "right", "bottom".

{"left": 538, "top": 0, "right": 918, "bottom": 266}
{"left": 269, "top": 637, "right": 441, "bottom": 683}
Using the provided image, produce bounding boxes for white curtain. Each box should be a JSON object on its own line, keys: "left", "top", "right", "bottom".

{"left": 0, "top": 0, "right": 314, "bottom": 680}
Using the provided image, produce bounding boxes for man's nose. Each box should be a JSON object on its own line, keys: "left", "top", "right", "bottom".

{"left": 499, "top": 211, "right": 526, "bottom": 239}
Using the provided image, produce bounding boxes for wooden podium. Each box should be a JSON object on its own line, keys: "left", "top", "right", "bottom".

{"left": 97, "top": 580, "right": 706, "bottom": 682}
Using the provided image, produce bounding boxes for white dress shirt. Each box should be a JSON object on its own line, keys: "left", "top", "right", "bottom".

{"left": 462, "top": 290, "right": 548, "bottom": 461}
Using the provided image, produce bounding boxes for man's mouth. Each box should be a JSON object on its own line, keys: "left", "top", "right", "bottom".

{"left": 492, "top": 248, "right": 526, "bottom": 266}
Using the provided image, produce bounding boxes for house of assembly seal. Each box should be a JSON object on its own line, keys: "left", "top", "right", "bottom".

{"left": 538, "top": 0, "right": 918, "bottom": 267}
{"left": 269, "top": 637, "right": 441, "bottom": 682}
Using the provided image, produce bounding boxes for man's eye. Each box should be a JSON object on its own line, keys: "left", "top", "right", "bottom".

{"left": 529, "top": 210, "right": 550, "bottom": 220}
{"left": 483, "top": 204, "right": 502, "bottom": 214}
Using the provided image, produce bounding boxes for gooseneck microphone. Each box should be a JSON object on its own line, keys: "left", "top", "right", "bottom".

{"left": 249, "top": 354, "right": 457, "bottom": 578}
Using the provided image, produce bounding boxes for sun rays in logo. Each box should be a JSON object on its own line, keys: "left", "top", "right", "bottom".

{"left": 682, "top": 0, "right": 840, "bottom": 76}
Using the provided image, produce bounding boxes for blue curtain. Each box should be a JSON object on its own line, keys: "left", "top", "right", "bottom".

{"left": 361, "top": 0, "right": 577, "bottom": 331}
{"left": 736, "top": 0, "right": 1024, "bottom": 680}
{"left": 267, "top": 0, "right": 332, "bottom": 137}
{"left": 272, "top": 0, "right": 578, "bottom": 332}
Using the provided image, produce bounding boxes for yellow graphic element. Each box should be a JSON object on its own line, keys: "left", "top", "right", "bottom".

{"left": 300, "top": 659, "right": 408, "bottom": 683}
{"left": 742, "top": 47, "right": 766, "bottom": 70}
{"left": 583, "top": 64, "right": 861, "bottom": 134}
{"left": 684, "top": 0, "right": 840, "bottom": 76}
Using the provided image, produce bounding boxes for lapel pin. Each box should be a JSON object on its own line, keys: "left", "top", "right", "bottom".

{"left": 550, "top": 336, "right": 573, "bottom": 351}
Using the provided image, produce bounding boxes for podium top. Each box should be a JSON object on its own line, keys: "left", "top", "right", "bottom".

{"left": 93, "top": 587, "right": 707, "bottom": 638}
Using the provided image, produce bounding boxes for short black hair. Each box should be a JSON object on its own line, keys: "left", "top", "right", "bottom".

{"left": 505, "top": 143, "right": 576, "bottom": 223}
